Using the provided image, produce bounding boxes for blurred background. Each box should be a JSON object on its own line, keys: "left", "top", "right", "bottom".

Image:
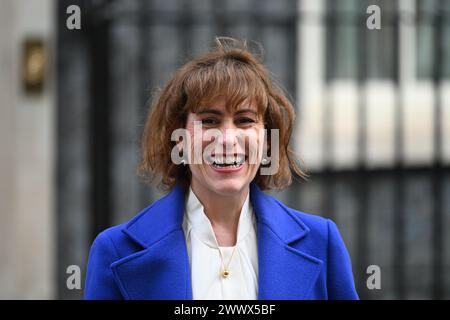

{"left": 0, "top": 0, "right": 449, "bottom": 299}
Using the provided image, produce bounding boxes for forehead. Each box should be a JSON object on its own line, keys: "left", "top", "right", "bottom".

{"left": 195, "top": 98, "right": 258, "bottom": 114}
{"left": 182, "top": 60, "right": 269, "bottom": 116}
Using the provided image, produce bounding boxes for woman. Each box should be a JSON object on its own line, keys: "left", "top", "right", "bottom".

{"left": 84, "top": 38, "right": 359, "bottom": 300}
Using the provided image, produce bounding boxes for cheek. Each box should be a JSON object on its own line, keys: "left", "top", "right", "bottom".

{"left": 186, "top": 126, "right": 208, "bottom": 143}
{"left": 246, "top": 129, "right": 262, "bottom": 143}
{"left": 185, "top": 127, "right": 204, "bottom": 148}
{"left": 246, "top": 125, "right": 264, "bottom": 140}
{"left": 244, "top": 128, "right": 265, "bottom": 160}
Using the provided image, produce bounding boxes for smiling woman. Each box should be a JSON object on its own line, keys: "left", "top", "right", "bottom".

{"left": 84, "top": 37, "right": 359, "bottom": 300}
{"left": 140, "top": 37, "right": 306, "bottom": 193}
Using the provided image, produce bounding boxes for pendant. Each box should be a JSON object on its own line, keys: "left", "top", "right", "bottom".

{"left": 222, "top": 270, "right": 230, "bottom": 279}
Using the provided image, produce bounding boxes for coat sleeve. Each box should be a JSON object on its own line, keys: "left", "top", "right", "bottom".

{"left": 84, "top": 231, "right": 124, "bottom": 300}
{"left": 326, "top": 219, "right": 359, "bottom": 300}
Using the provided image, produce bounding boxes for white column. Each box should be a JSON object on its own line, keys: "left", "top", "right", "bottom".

{"left": 295, "top": 0, "right": 326, "bottom": 171}
{"left": 0, "top": 0, "right": 17, "bottom": 298}
{"left": 0, "top": 0, "right": 55, "bottom": 299}
{"left": 401, "top": 0, "right": 435, "bottom": 166}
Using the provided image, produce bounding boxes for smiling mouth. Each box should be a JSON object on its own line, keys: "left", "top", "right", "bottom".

{"left": 206, "top": 154, "right": 247, "bottom": 168}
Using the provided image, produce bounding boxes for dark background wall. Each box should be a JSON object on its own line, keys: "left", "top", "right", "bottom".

{"left": 57, "top": 0, "right": 450, "bottom": 299}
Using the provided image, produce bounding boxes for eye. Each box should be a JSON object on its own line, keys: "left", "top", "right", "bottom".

{"left": 201, "top": 118, "right": 219, "bottom": 125}
{"left": 237, "top": 118, "right": 256, "bottom": 125}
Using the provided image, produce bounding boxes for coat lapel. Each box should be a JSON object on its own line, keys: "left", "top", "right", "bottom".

{"left": 250, "top": 183, "right": 323, "bottom": 299}
{"left": 110, "top": 184, "right": 193, "bottom": 299}
{"left": 110, "top": 182, "right": 323, "bottom": 300}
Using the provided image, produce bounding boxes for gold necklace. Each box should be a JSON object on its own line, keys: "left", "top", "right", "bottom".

{"left": 218, "top": 245, "right": 237, "bottom": 279}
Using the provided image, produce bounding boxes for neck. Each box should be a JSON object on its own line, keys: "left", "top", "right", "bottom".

{"left": 190, "top": 180, "right": 249, "bottom": 246}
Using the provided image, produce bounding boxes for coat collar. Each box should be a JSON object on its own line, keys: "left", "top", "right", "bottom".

{"left": 110, "top": 182, "right": 323, "bottom": 300}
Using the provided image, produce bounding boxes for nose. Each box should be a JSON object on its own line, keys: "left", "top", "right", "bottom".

{"left": 219, "top": 119, "right": 242, "bottom": 151}
{"left": 220, "top": 118, "right": 236, "bottom": 130}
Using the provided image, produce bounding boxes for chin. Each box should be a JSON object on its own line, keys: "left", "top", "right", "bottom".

{"left": 206, "top": 179, "right": 249, "bottom": 196}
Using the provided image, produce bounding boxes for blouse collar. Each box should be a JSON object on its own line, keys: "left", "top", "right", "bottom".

{"left": 184, "top": 186, "right": 255, "bottom": 248}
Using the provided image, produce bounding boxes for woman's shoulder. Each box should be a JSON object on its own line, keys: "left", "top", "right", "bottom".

{"left": 270, "top": 195, "right": 333, "bottom": 234}
{"left": 259, "top": 193, "right": 345, "bottom": 252}
{"left": 94, "top": 187, "right": 180, "bottom": 240}
{"left": 90, "top": 202, "right": 158, "bottom": 257}
{"left": 290, "top": 208, "right": 331, "bottom": 232}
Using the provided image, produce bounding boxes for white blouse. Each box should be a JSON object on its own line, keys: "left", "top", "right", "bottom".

{"left": 182, "top": 186, "right": 259, "bottom": 300}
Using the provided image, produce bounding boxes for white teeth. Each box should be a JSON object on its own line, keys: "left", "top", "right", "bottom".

{"left": 212, "top": 162, "right": 242, "bottom": 168}
{"left": 225, "top": 156, "right": 234, "bottom": 164}
{"left": 215, "top": 155, "right": 224, "bottom": 163}
{"left": 235, "top": 155, "right": 245, "bottom": 164}
{"left": 208, "top": 154, "right": 246, "bottom": 167}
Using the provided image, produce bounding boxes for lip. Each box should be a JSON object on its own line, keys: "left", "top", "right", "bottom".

{"left": 211, "top": 153, "right": 246, "bottom": 157}
{"left": 205, "top": 153, "right": 247, "bottom": 165}
{"left": 208, "top": 159, "right": 246, "bottom": 174}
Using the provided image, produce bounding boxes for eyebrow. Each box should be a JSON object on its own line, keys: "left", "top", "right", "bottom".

{"left": 197, "top": 108, "right": 257, "bottom": 116}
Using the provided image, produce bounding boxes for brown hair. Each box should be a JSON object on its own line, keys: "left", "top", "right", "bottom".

{"left": 138, "top": 37, "right": 307, "bottom": 192}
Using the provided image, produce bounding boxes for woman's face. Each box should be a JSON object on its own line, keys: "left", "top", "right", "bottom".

{"left": 185, "top": 98, "right": 265, "bottom": 197}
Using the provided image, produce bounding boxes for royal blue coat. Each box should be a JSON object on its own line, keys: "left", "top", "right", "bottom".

{"left": 84, "top": 182, "right": 359, "bottom": 300}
